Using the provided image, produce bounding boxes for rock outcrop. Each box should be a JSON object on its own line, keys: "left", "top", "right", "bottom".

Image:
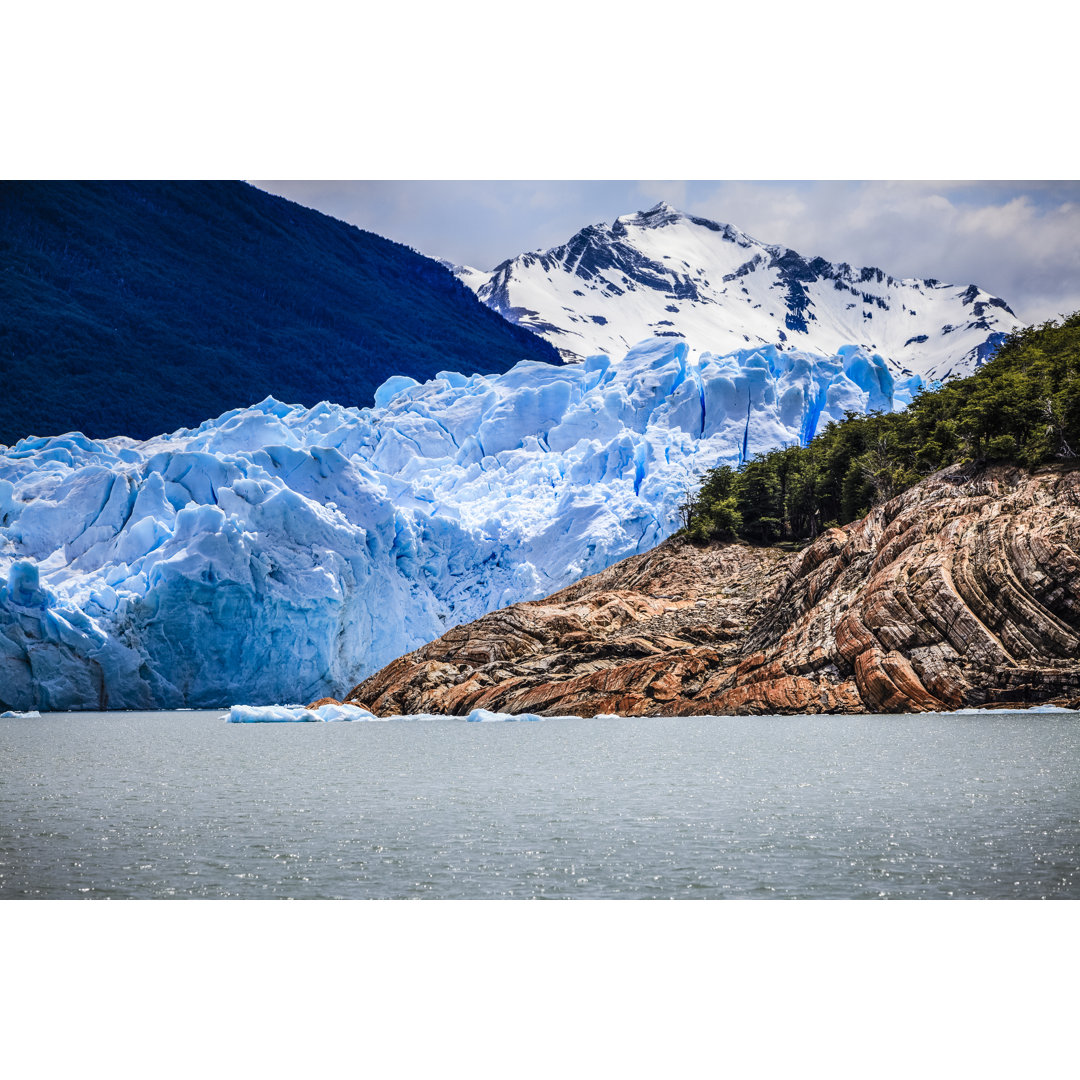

{"left": 345, "top": 464, "right": 1080, "bottom": 715}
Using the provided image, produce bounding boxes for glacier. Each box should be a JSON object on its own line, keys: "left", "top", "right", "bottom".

{"left": 1, "top": 338, "right": 914, "bottom": 711}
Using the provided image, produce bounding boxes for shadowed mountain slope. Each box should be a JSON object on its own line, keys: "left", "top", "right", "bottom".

{"left": 0, "top": 181, "right": 560, "bottom": 444}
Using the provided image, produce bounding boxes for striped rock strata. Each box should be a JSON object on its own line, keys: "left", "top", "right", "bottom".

{"left": 342, "top": 464, "right": 1080, "bottom": 715}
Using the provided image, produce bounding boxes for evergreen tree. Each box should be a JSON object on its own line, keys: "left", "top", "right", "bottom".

{"left": 679, "top": 313, "right": 1080, "bottom": 547}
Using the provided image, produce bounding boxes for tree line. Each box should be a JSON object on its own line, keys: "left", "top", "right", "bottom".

{"left": 679, "top": 313, "right": 1080, "bottom": 545}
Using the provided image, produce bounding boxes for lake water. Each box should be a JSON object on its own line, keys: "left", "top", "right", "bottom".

{"left": 1, "top": 709, "right": 1077, "bottom": 899}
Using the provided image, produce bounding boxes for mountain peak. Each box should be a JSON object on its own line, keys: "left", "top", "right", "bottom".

{"left": 617, "top": 201, "right": 684, "bottom": 228}
{"left": 452, "top": 207, "right": 1022, "bottom": 382}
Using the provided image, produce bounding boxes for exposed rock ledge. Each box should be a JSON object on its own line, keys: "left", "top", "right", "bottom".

{"left": 343, "top": 464, "right": 1080, "bottom": 715}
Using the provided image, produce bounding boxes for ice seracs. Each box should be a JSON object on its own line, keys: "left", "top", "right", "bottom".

{"left": 453, "top": 202, "right": 1022, "bottom": 381}
{"left": 1, "top": 338, "right": 918, "bottom": 710}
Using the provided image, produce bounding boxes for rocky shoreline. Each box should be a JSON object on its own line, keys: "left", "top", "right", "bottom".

{"left": 324, "top": 463, "right": 1080, "bottom": 716}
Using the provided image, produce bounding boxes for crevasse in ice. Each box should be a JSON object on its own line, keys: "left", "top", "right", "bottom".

{"left": 0, "top": 339, "right": 912, "bottom": 710}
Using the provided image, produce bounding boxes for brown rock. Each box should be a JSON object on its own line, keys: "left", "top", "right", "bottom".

{"left": 341, "top": 464, "right": 1080, "bottom": 716}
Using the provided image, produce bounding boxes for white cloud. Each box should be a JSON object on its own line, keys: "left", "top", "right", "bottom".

{"left": 636, "top": 181, "right": 689, "bottom": 209}
{"left": 684, "top": 182, "right": 1080, "bottom": 323}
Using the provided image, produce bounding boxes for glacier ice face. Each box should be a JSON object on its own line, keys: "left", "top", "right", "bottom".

{"left": 0, "top": 338, "right": 905, "bottom": 710}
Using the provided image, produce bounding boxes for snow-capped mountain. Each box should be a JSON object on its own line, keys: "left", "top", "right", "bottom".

{"left": 448, "top": 202, "right": 1022, "bottom": 381}
{"left": 1, "top": 338, "right": 908, "bottom": 710}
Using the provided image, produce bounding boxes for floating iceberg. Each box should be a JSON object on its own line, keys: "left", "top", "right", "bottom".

{"left": 1, "top": 338, "right": 907, "bottom": 710}
{"left": 946, "top": 706, "right": 1079, "bottom": 715}
{"left": 463, "top": 708, "right": 548, "bottom": 723}
{"left": 225, "top": 704, "right": 559, "bottom": 723}
{"left": 226, "top": 702, "right": 382, "bottom": 723}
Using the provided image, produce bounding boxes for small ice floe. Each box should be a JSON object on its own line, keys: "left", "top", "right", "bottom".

{"left": 465, "top": 708, "right": 546, "bottom": 722}
{"left": 1, "top": 709, "right": 41, "bottom": 718}
{"left": 225, "top": 703, "right": 383, "bottom": 723}
{"left": 948, "top": 705, "right": 1078, "bottom": 715}
{"left": 224, "top": 704, "right": 571, "bottom": 724}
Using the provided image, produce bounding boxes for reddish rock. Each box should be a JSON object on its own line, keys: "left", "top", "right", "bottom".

{"left": 343, "top": 464, "right": 1080, "bottom": 716}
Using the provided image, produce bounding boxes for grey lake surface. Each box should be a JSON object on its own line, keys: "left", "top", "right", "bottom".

{"left": 1, "top": 709, "right": 1078, "bottom": 899}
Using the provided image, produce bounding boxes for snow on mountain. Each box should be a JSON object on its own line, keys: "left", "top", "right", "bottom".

{"left": 1, "top": 338, "right": 910, "bottom": 710}
{"left": 452, "top": 202, "right": 1022, "bottom": 382}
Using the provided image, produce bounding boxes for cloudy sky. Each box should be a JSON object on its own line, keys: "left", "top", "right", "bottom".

{"left": 254, "top": 181, "right": 1080, "bottom": 326}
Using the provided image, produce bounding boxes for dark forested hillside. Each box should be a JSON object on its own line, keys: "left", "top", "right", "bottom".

{"left": 0, "top": 181, "right": 561, "bottom": 444}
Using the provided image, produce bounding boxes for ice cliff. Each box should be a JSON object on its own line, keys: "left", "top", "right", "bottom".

{"left": 0, "top": 338, "right": 914, "bottom": 709}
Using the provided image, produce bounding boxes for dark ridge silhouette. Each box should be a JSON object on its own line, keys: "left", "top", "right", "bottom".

{"left": 0, "top": 181, "right": 561, "bottom": 444}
